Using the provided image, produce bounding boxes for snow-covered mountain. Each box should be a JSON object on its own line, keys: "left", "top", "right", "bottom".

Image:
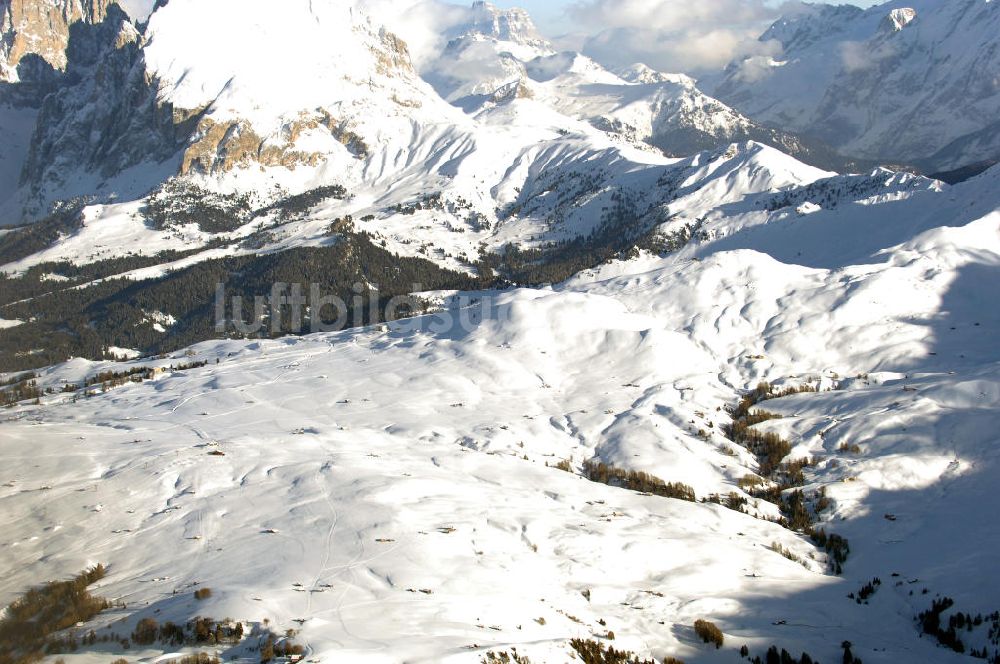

{"left": 0, "top": 0, "right": 849, "bottom": 225}
{"left": 420, "top": 1, "right": 552, "bottom": 103}
{"left": 517, "top": 52, "right": 842, "bottom": 167}
{"left": 2, "top": 142, "right": 999, "bottom": 664}
{"left": 2, "top": 0, "right": 465, "bottom": 222}
{"left": 715, "top": 0, "right": 1000, "bottom": 173}
{"left": 410, "top": 3, "right": 839, "bottom": 166}
{"left": 1, "top": 2, "right": 1000, "bottom": 663}
{"left": 0, "top": 0, "right": 113, "bottom": 81}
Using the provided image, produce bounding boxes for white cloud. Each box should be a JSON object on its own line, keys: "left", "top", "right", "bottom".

{"left": 115, "top": 0, "right": 157, "bottom": 21}
{"left": 120, "top": 0, "right": 791, "bottom": 81}
{"left": 839, "top": 40, "right": 870, "bottom": 72}
{"left": 358, "top": 0, "right": 482, "bottom": 69}
{"left": 561, "top": 0, "right": 787, "bottom": 74}
{"left": 840, "top": 36, "right": 901, "bottom": 73}
{"left": 728, "top": 54, "right": 781, "bottom": 83}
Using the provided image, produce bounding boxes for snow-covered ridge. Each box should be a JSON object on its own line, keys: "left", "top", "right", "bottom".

{"left": 1, "top": 0, "right": 846, "bottom": 226}
{"left": 1, "top": 2, "right": 999, "bottom": 661}
{"left": 716, "top": 0, "right": 1000, "bottom": 171}
{"left": 2, "top": 155, "right": 999, "bottom": 664}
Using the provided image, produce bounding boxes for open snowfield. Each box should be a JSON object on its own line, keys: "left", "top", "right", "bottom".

{"left": 3, "top": 160, "right": 999, "bottom": 662}
{"left": 2, "top": 1, "right": 1000, "bottom": 662}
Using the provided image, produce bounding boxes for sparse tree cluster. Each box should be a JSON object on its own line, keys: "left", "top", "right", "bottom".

{"left": 141, "top": 180, "right": 253, "bottom": 234}
{"left": 568, "top": 638, "right": 665, "bottom": 664}
{"left": 0, "top": 200, "right": 86, "bottom": 266}
{"left": 720, "top": 381, "right": 851, "bottom": 572}
{"left": 918, "top": 596, "right": 967, "bottom": 653}
{"left": 751, "top": 645, "right": 817, "bottom": 664}
{"left": 849, "top": 578, "right": 881, "bottom": 604}
{"left": 167, "top": 655, "right": 220, "bottom": 664}
{"left": 582, "top": 460, "right": 696, "bottom": 502}
{"left": 482, "top": 650, "right": 532, "bottom": 663}
{"left": 0, "top": 565, "right": 110, "bottom": 664}
{"left": 694, "top": 619, "right": 724, "bottom": 648}
{"left": 0, "top": 375, "right": 44, "bottom": 406}
{"left": 263, "top": 185, "right": 347, "bottom": 221}
{"left": 258, "top": 631, "right": 305, "bottom": 663}
{"left": 762, "top": 171, "right": 903, "bottom": 213}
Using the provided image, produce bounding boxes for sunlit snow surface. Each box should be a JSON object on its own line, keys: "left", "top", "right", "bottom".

{"left": 1, "top": 2, "right": 999, "bottom": 661}
{"left": 2, "top": 165, "right": 999, "bottom": 662}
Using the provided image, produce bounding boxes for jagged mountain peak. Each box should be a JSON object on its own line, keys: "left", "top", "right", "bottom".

{"left": 880, "top": 7, "right": 918, "bottom": 33}
{"left": 716, "top": 0, "right": 1000, "bottom": 170}
{"left": 420, "top": 0, "right": 552, "bottom": 102}
{"left": 463, "top": 0, "right": 548, "bottom": 49}
{"left": 0, "top": 0, "right": 117, "bottom": 80}
{"left": 615, "top": 63, "right": 694, "bottom": 87}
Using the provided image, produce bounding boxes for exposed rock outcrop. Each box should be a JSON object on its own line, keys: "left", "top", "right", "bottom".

{"left": 180, "top": 112, "right": 368, "bottom": 176}
{"left": 0, "top": 0, "right": 112, "bottom": 81}
{"left": 716, "top": 0, "right": 1000, "bottom": 170}
{"left": 15, "top": 5, "right": 197, "bottom": 220}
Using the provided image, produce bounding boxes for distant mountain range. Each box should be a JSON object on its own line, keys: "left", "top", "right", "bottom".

{"left": 714, "top": 0, "right": 1000, "bottom": 176}
{"left": 0, "top": 0, "right": 998, "bottom": 367}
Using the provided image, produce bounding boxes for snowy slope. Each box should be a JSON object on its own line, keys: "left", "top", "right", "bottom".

{"left": 0, "top": 139, "right": 829, "bottom": 278}
{"left": 3, "top": 164, "right": 1000, "bottom": 664}
{"left": 715, "top": 0, "right": 1000, "bottom": 170}
{"left": 1, "top": 4, "right": 999, "bottom": 662}
{"left": 0, "top": 0, "right": 843, "bottom": 226}
{"left": 0, "top": 137, "right": 944, "bottom": 303}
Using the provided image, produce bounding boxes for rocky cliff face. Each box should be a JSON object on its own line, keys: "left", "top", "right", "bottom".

{"left": 179, "top": 111, "right": 369, "bottom": 176}
{"left": 0, "top": 0, "right": 112, "bottom": 81}
{"left": 715, "top": 0, "right": 1000, "bottom": 170}
{"left": 2, "top": 0, "right": 448, "bottom": 223}
{"left": 10, "top": 3, "right": 198, "bottom": 221}
{"left": 464, "top": 0, "right": 548, "bottom": 50}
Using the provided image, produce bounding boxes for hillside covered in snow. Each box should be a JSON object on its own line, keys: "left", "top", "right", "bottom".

{"left": 2, "top": 153, "right": 999, "bottom": 663}
{"left": 0, "top": 0, "right": 851, "bottom": 228}
{"left": 1, "top": 1, "right": 999, "bottom": 664}
{"left": 714, "top": 0, "right": 1000, "bottom": 175}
